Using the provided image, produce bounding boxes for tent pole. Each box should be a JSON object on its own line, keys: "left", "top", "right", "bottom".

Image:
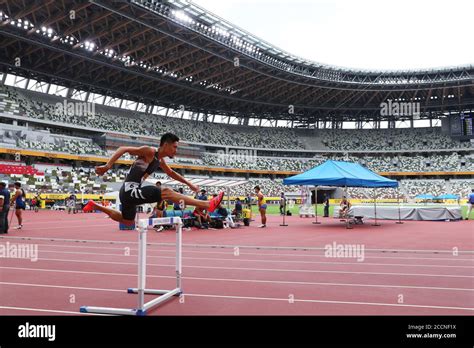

{"left": 396, "top": 186, "right": 403, "bottom": 224}
{"left": 280, "top": 193, "right": 288, "bottom": 227}
{"left": 312, "top": 186, "right": 321, "bottom": 224}
{"left": 372, "top": 188, "right": 380, "bottom": 226}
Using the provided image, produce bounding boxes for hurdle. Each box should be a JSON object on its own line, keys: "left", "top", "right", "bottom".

{"left": 80, "top": 217, "right": 183, "bottom": 316}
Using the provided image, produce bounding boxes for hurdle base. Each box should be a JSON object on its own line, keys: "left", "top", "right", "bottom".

{"left": 80, "top": 287, "right": 182, "bottom": 316}
{"left": 80, "top": 306, "right": 140, "bottom": 316}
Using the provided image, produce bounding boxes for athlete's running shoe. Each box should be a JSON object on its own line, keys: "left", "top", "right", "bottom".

{"left": 208, "top": 191, "right": 225, "bottom": 213}
{"left": 83, "top": 200, "right": 96, "bottom": 213}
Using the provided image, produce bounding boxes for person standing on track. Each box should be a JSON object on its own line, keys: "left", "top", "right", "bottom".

{"left": 0, "top": 182, "right": 11, "bottom": 234}
{"left": 34, "top": 194, "right": 40, "bottom": 212}
{"left": 323, "top": 194, "right": 330, "bottom": 217}
{"left": 466, "top": 189, "right": 474, "bottom": 220}
{"left": 254, "top": 185, "right": 267, "bottom": 228}
{"left": 11, "top": 182, "right": 26, "bottom": 229}
{"left": 83, "top": 133, "right": 224, "bottom": 225}
{"left": 279, "top": 192, "right": 286, "bottom": 215}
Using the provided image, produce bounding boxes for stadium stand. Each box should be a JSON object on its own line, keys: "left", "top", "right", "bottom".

{"left": 1, "top": 85, "right": 305, "bottom": 150}
{"left": 318, "top": 128, "right": 471, "bottom": 151}
{"left": 202, "top": 153, "right": 474, "bottom": 172}
{"left": 0, "top": 82, "right": 472, "bottom": 204}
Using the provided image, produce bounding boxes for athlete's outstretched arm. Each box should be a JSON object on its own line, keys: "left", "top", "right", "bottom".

{"left": 160, "top": 159, "right": 199, "bottom": 192}
{"left": 96, "top": 146, "right": 154, "bottom": 175}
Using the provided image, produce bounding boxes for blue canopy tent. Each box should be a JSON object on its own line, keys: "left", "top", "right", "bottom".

{"left": 283, "top": 160, "right": 398, "bottom": 188}
{"left": 283, "top": 160, "right": 399, "bottom": 227}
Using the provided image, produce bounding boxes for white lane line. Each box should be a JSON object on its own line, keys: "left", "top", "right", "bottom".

{"left": 7, "top": 218, "right": 108, "bottom": 225}
{"left": 1, "top": 274, "right": 473, "bottom": 292}
{"left": 1, "top": 236, "right": 473, "bottom": 254}
{"left": 0, "top": 260, "right": 473, "bottom": 284}
{"left": 22, "top": 249, "right": 474, "bottom": 269}
{"left": 0, "top": 281, "right": 124, "bottom": 292}
{"left": 9, "top": 257, "right": 473, "bottom": 278}
{"left": 0, "top": 283, "right": 472, "bottom": 312}
{"left": 184, "top": 294, "right": 474, "bottom": 312}
{"left": 19, "top": 224, "right": 114, "bottom": 231}
{"left": 0, "top": 306, "right": 109, "bottom": 315}
{"left": 5, "top": 241, "right": 472, "bottom": 262}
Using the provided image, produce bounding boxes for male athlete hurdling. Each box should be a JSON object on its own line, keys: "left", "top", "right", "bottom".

{"left": 83, "top": 133, "right": 224, "bottom": 225}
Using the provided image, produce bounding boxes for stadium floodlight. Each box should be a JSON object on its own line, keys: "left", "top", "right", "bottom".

{"left": 83, "top": 40, "right": 96, "bottom": 52}
{"left": 100, "top": 48, "right": 115, "bottom": 58}
{"left": 172, "top": 10, "right": 193, "bottom": 24}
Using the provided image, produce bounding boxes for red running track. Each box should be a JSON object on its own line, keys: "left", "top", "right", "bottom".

{"left": 0, "top": 210, "right": 472, "bottom": 315}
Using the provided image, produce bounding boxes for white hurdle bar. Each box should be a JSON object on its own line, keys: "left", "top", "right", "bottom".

{"left": 80, "top": 217, "right": 183, "bottom": 316}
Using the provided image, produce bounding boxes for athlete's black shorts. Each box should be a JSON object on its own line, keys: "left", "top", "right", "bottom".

{"left": 119, "top": 183, "right": 162, "bottom": 221}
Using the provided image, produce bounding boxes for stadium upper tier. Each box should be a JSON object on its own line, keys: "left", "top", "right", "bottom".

{"left": 1, "top": 85, "right": 472, "bottom": 153}
{"left": 0, "top": 0, "right": 472, "bottom": 121}
{"left": 202, "top": 153, "right": 474, "bottom": 173}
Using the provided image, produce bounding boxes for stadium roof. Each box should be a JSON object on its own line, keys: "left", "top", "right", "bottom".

{"left": 0, "top": 0, "right": 473, "bottom": 123}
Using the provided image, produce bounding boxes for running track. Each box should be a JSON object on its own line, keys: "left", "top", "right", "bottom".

{"left": 0, "top": 210, "right": 472, "bottom": 315}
